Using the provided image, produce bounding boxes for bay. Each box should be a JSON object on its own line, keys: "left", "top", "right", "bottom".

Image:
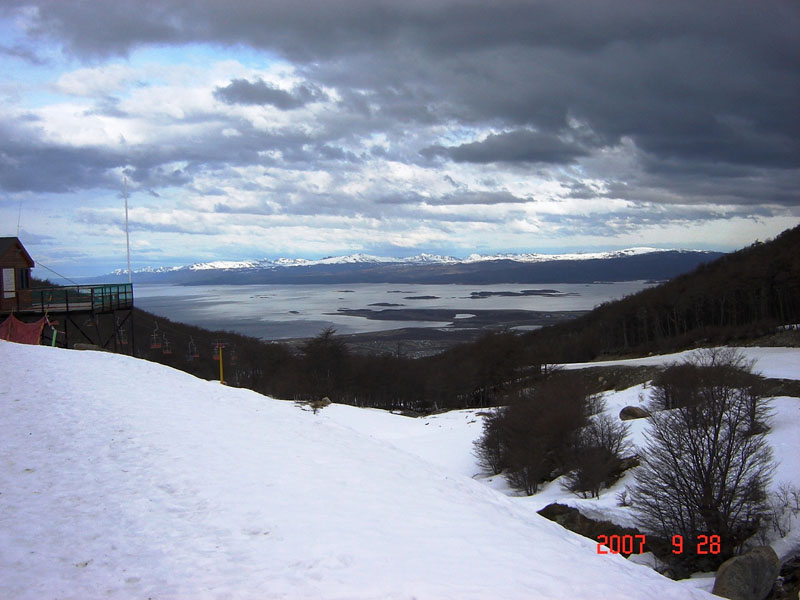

{"left": 133, "top": 281, "right": 654, "bottom": 341}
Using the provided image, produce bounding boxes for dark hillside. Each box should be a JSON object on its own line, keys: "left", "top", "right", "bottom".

{"left": 521, "top": 224, "right": 800, "bottom": 363}
{"left": 417, "top": 224, "right": 800, "bottom": 408}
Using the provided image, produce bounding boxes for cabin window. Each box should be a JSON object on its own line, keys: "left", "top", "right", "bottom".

{"left": 18, "top": 268, "right": 30, "bottom": 289}
{"left": 2, "top": 268, "right": 15, "bottom": 298}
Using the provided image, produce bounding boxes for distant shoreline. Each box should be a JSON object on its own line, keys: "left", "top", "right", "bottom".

{"left": 327, "top": 307, "right": 584, "bottom": 326}
{"left": 283, "top": 309, "right": 587, "bottom": 357}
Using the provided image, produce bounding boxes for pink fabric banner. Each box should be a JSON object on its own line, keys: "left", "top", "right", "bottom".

{"left": 0, "top": 314, "right": 45, "bottom": 345}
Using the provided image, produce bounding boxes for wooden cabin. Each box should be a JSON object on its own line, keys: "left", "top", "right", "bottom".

{"left": 0, "top": 237, "right": 34, "bottom": 312}
{"left": 0, "top": 238, "right": 135, "bottom": 350}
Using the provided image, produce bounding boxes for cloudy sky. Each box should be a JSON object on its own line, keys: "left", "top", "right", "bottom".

{"left": 1, "top": 1, "right": 798, "bottom": 277}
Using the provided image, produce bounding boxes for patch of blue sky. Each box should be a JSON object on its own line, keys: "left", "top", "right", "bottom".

{"left": 0, "top": 62, "right": 70, "bottom": 109}
{"left": 0, "top": 13, "right": 56, "bottom": 63}
{"left": 132, "top": 42, "right": 283, "bottom": 72}
{"left": 0, "top": 12, "right": 27, "bottom": 45}
{"left": 0, "top": 30, "right": 77, "bottom": 108}
{"left": 2, "top": 34, "right": 288, "bottom": 110}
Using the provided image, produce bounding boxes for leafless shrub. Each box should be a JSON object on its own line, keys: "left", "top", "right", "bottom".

{"left": 473, "top": 376, "right": 593, "bottom": 495}
{"left": 473, "top": 409, "right": 506, "bottom": 475}
{"left": 562, "top": 405, "right": 632, "bottom": 498}
{"left": 631, "top": 348, "right": 775, "bottom": 567}
{"left": 766, "top": 483, "right": 800, "bottom": 539}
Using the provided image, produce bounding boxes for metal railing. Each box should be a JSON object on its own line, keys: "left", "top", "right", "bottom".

{"left": 20, "top": 283, "right": 134, "bottom": 314}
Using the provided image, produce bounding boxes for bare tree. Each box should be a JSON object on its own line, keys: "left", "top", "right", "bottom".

{"left": 473, "top": 375, "right": 593, "bottom": 495}
{"left": 563, "top": 407, "right": 632, "bottom": 498}
{"left": 473, "top": 408, "right": 507, "bottom": 475}
{"left": 631, "top": 348, "right": 775, "bottom": 565}
{"left": 302, "top": 327, "right": 349, "bottom": 400}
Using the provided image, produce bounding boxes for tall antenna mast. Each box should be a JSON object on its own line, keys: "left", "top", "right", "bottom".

{"left": 124, "top": 176, "right": 132, "bottom": 283}
{"left": 16, "top": 199, "right": 23, "bottom": 236}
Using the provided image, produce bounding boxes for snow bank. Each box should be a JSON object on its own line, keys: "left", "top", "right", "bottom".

{"left": 560, "top": 346, "right": 800, "bottom": 380}
{"left": 0, "top": 341, "right": 714, "bottom": 599}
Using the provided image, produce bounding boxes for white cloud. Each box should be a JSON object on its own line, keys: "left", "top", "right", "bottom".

{"left": 56, "top": 63, "right": 139, "bottom": 96}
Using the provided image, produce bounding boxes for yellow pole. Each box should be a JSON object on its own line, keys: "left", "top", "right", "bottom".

{"left": 219, "top": 345, "right": 224, "bottom": 384}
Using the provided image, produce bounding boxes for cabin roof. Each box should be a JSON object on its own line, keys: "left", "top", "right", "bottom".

{"left": 0, "top": 237, "right": 35, "bottom": 267}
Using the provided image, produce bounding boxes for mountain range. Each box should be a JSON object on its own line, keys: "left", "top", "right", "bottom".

{"left": 93, "top": 248, "right": 724, "bottom": 285}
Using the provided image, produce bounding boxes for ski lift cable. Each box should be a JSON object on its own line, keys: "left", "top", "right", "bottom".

{"left": 33, "top": 262, "right": 80, "bottom": 286}
{"left": 139, "top": 320, "right": 241, "bottom": 361}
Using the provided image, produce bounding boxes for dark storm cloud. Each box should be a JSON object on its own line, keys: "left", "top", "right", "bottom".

{"left": 213, "top": 78, "right": 326, "bottom": 110}
{"left": 17, "top": 1, "right": 788, "bottom": 64}
{"left": 317, "top": 145, "right": 360, "bottom": 163}
{"left": 0, "top": 42, "right": 46, "bottom": 64}
{"left": 0, "top": 114, "right": 317, "bottom": 193}
{"left": 423, "top": 130, "right": 589, "bottom": 165}
{"left": 17, "top": 2, "right": 795, "bottom": 151}
{"left": 0, "top": 120, "right": 123, "bottom": 192}
{"left": 374, "top": 190, "right": 528, "bottom": 207}
{"left": 373, "top": 192, "right": 429, "bottom": 206}
{"left": 605, "top": 165, "right": 800, "bottom": 209}
{"left": 4, "top": 0, "right": 799, "bottom": 210}
{"left": 427, "top": 191, "right": 531, "bottom": 206}
{"left": 536, "top": 201, "right": 782, "bottom": 239}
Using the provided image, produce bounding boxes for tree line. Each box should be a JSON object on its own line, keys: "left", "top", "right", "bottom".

{"left": 126, "top": 315, "right": 539, "bottom": 412}
{"left": 526, "top": 225, "right": 800, "bottom": 364}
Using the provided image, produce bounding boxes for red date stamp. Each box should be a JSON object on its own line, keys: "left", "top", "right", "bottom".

{"left": 596, "top": 534, "right": 646, "bottom": 555}
{"left": 596, "top": 534, "right": 721, "bottom": 555}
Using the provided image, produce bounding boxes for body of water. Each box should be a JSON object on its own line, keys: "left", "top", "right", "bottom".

{"left": 133, "top": 281, "right": 654, "bottom": 340}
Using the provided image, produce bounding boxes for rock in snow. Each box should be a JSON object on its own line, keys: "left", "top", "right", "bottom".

{"left": 712, "top": 546, "right": 780, "bottom": 600}
{"left": 0, "top": 340, "right": 719, "bottom": 599}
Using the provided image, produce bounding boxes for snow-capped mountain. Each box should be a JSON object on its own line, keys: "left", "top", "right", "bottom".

{"left": 109, "top": 265, "right": 184, "bottom": 275}
{"left": 311, "top": 253, "right": 403, "bottom": 265}
{"left": 462, "top": 247, "right": 673, "bottom": 263}
{"left": 122, "top": 248, "right": 695, "bottom": 273}
{"left": 93, "top": 248, "right": 723, "bottom": 285}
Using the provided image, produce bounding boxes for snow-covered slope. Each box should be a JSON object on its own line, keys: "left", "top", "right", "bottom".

{"left": 560, "top": 346, "right": 800, "bottom": 380}
{"left": 552, "top": 347, "right": 800, "bottom": 575}
{"left": 0, "top": 341, "right": 715, "bottom": 599}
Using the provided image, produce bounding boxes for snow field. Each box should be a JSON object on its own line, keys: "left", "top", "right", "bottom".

{"left": 0, "top": 340, "right": 722, "bottom": 599}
